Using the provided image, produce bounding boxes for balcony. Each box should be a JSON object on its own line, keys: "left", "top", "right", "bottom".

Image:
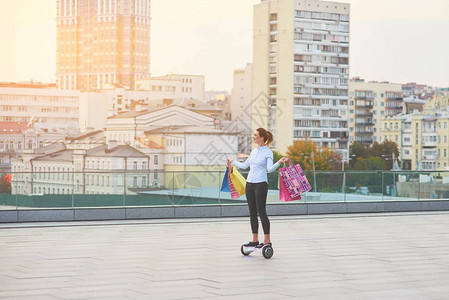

{"left": 422, "top": 141, "right": 437, "bottom": 147}
{"left": 355, "top": 112, "right": 373, "bottom": 117}
{"left": 422, "top": 155, "right": 437, "bottom": 160}
{"left": 358, "top": 139, "right": 373, "bottom": 144}
{"left": 355, "top": 96, "right": 374, "bottom": 100}
{"left": 355, "top": 131, "right": 373, "bottom": 136}
{"left": 355, "top": 122, "right": 375, "bottom": 126}
{"left": 355, "top": 104, "right": 373, "bottom": 109}
{"left": 386, "top": 106, "right": 403, "bottom": 110}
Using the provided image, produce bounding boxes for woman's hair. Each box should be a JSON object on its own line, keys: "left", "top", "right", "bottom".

{"left": 256, "top": 128, "right": 274, "bottom": 146}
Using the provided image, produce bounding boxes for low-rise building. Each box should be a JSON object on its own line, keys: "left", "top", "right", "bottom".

{"left": 382, "top": 108, "right": 449, "bottom": 171}
{"left": 136, "top": 74, "right": 205, "bottom": 101}
{"left": 0, "top": 122, "right": 78, "bottom": 164}
{"left": 104, "top": 105, "right": 238, "bottom": 174}
{"left": 11, "top": 131, "right": 153, "bottom": 196}
{"left": 0, "top": 82, "right": 79, "bottom": 126}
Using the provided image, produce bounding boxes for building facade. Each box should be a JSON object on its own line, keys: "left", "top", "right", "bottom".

{"left": 136, "top": 74, "right": 205, "bottom": 101}
{"left": 0, "top": 122, "right": 74, "bottom": 164}
{"left": 230, "top": 63, "right": 253, "bottom": 123}
{"left": 11, "top": 132, "right": 155, "bottom": 196}
{"left": 382, "top": 109, "right": 449, "bottom": 171}
{"left": 104, "top": 105, "right": 238, "bottom": 172}
{"left": 253, "top": 0, "right": 350, "bottom": 155}
{"left": 348, "top": 79, "right": 403, "bottom": 145}
{"left": 56, "top": 0, "right": 151, "bottom": 90}
{"left": 0, "top": 84, "right": 79, "bottom": 126}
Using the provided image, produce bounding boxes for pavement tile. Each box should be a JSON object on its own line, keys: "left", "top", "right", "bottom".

{"left": 1, "top": 212, "right": 449, "bottom": 299}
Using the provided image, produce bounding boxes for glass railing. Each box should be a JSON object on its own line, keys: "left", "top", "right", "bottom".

{"left": 1, "top": 170, "right": 449, "bottom": 210}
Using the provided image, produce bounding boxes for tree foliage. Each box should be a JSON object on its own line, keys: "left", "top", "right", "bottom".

{"left": 354, "top": 157, "right": 386, "bottom": 170}
{"left": 348, "top": 140, "right": 400, "bottom": 170}
{"left": 285, "top": 138, "right": 341, "bottom": 171}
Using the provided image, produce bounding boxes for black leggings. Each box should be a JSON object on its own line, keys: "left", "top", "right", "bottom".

{"left": 246, "top": 182, "right": 270, "bottom": 234}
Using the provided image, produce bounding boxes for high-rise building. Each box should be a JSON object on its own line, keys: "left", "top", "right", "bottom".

{"left": 253, "top": 0, "right": 350, "bottom": 155}
{"left": 230, "top": 63, "right": 252, "bottom": 123}
{"left": 348, "top": 78, "right": 403, "bottom": 145}
{"left": 56, "top": 0, "right": 151, "bottom": 91}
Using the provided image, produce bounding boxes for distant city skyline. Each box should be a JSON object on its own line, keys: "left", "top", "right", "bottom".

{"left": 1, "top": 0, "right": 449, "bottom": 91}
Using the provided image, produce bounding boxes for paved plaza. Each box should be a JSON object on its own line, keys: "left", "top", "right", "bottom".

{"left": 1, "top": 212, "right": 449, "bottom": 299}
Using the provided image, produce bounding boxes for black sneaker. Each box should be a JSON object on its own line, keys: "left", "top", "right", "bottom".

{"left": 256, "top": 242, "right": 272, "bottom": 249}
{"left": 243, "top": 241, "right": 259, "bottom": 247}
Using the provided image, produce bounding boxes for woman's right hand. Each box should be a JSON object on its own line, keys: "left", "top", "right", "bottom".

{"left": 227, "top": 159, "right": 233, "bottom": 168}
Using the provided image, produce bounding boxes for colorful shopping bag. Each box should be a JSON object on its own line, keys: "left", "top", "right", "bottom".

{"left": 220, "top": 168, "right": 230, "bottom": 192}
{"left": 279, "top": 173, "right": 301, "bottom": 202}
{"left": 228, "top": 168, "right": 241, "bottom": 199}
{"left": 279, "top": 159, "right": 312, "bottom": 197}
{"left": 229, "top": 167, "right": 246, "bottom": 197}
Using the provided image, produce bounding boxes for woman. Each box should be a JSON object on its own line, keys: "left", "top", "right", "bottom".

{"left": 227, "top": 127, "right": 288, "bottom": 248}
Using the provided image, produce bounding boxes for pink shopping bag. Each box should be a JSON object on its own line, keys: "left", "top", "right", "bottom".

{"left": 279, "top": 159, "right": 312, "bottom": 198}
{"left": 279, "top": 173, "right": 301, "bottom": 202}
{"left": 228, "top": 167, "right": 241, "bottom": 199}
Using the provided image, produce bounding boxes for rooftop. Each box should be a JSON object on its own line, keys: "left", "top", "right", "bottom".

{"left": 1, "top": 212, "right": 448, "bottom": 299}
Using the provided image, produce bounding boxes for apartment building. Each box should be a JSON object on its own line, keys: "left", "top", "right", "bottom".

{"left": 348, "top": 78, "right": 403, "bottom": 145}
{"left": 56, "top": 0, "right": 151, "bottom": 90}
{"left": 0, "top": 82, "right": 79, "bottom": 126}
{"left": 230, "top": 64, "right": 253, "bottom": 123}
{"left": 137, "top": 74, "right": 205, "bottom": 101}
{"left": 253, "top": 0, "right": 350, "bottom": 155}
{"left": 382, "top": 109, "right": 449, "bottom": 171}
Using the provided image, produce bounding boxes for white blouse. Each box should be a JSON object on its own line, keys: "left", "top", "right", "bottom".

{"left": 232, "top": 145, "right": 280, "bottom": 183}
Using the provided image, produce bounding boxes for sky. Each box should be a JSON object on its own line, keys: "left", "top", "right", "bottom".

{"left": 0, "top": 0, "right": 448, "bottom": 91}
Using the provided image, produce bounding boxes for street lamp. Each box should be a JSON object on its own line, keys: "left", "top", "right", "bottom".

{"left": 342, "top": 154, "right": 356, "bottom": 194}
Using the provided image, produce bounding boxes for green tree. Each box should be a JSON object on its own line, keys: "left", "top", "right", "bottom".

{"left": 354, "top": 157, "right": 386, "bottom": 170}
{"left": 285, "top": 138, "right": 340, "bottom": 171}
{"left": 348, "top": 141, "right": 366, "bottom": 168}
{"left": 379, "top": 140, "right": 401, "bottom": 169}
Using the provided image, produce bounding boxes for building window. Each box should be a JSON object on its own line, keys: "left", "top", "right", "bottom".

{"left": 133, "top": 161, "right": 138, "bottom": 169}
{"left": 154, "top": 155, "right": 158, "bottom": 165}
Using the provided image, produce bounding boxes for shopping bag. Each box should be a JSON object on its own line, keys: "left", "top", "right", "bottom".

{"left": 220, "top": 168, "right": 230, "bottom": 192}
{"left": 229, "top": 167, "right": 246, "bottom": 196}
{"left": 279, "top": 159, "right": 311, "bottom": 197}
{"left": 228, "top": 168, "right": 241, "bottom": 199}
{"left": 279, "top": 173, "right": 301, "bottom": 201}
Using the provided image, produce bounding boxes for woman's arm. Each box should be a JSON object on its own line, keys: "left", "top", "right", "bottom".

{"left": 267, "top": 156, "right": 288, "bottom": 173}
{"left": 229, "top": 149, "right": 254, "bottom": 169}
{"left": 266, "top": 156, "right": 280, "bottom": 173}
{"left": 231, "top": 157, "right": 250, "bottom": 170}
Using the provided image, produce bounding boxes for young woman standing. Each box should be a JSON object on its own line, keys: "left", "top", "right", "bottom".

{"left": 227, "top": 127, "right": 288, "bottom": 248}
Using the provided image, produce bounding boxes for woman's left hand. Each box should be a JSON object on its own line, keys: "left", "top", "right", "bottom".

{"left": 279, "top": 157, "right": 289, "bottom": 164}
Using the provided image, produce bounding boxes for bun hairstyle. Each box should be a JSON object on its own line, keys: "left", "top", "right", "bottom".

{"left": 256, "top": 127, "right": 274, "bottom": 146}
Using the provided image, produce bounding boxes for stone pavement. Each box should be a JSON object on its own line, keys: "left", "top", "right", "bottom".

{"left": 1, "top": 212, "right": 449, "bottom": 299}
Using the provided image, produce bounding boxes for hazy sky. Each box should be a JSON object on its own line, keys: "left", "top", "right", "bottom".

{"left": 0, "top": 0, "right": 449, "bottom": 90}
